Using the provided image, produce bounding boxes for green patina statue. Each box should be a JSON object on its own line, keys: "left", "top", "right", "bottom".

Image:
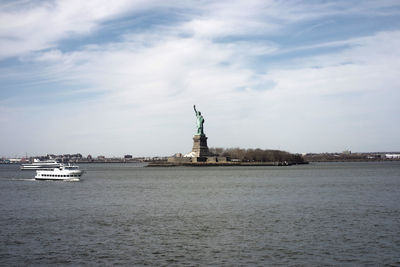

{"left": 193, "top": 105, "right": 205, "bottom": 135}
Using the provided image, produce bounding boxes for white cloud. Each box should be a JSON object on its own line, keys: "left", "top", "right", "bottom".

{"left": 0, "top": 0, "right": 158, "bottom": 59}
{"left": 2, "top": 0, "right": 397, "bottom": 59}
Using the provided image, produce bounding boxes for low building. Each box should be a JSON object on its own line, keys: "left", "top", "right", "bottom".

{"left": 386, "top": 154, "right": 400, "bottom": 159}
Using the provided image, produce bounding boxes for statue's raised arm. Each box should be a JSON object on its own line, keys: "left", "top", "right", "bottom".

{"left": 193, "top": 105, "right": 198, "bottom": 114}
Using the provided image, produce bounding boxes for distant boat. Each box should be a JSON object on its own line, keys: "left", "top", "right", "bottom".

{"left": 20, "top": 159, "right": 62, "bottom": 170}
{"left": 35, "top": 164, "right": 83, "bottom": 181}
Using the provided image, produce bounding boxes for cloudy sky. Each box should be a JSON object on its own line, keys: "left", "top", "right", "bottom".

{"left": 1, "top": 0, "right": 400, "bottom": 157}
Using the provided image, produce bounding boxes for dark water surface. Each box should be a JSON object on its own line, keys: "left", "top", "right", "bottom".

{"left": 1, "top": 162, "right": 399, "bottom": 266}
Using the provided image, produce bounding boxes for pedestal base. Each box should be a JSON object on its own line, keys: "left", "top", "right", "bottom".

{"left": 192, "top": 135, "right": 211, "bottom": 157}
{"left": 166, "top": 134, "right": 230, "bottom": 165}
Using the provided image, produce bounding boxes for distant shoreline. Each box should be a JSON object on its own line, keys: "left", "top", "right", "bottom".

{"left": 304, "top": 159, "right": 400, "bottom": 163}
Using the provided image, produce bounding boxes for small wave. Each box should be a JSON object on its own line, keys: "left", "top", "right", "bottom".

{"left": 9, "top": 178, "right": 36, "bottom": 181}
{"left": 64, "top": 178, "right": 80, "bottom": 182}
{"left": 2, "top": 178, "right": 81, "bottom": 182}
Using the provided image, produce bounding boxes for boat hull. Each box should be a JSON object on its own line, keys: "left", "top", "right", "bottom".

{"left": 35, "top": 169, "right": 83, "bottom": 181}
{"left": 34, "top": 177, "right": 80, "bottom": 181}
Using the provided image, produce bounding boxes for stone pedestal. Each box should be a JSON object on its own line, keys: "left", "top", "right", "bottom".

{"left": 166, "top": 133, "right": 231, "bottom": 165}
{"left": 192, "top": 134, "right": 211, "bottom": 157}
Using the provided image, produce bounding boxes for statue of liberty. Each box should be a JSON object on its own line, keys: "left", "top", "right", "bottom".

{"left": 193, "top": 105, "right": 205, "bottom": 135}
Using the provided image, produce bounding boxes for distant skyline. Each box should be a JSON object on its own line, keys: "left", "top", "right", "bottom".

{"left": 1, "top": 0, "right": 400, "bottom": 157}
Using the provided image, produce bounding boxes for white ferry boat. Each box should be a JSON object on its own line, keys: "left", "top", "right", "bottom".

{"left": 35, "top": 164, "right": 84, "bottom": 181}
{"left": 21, "top": 159, "right": 62, "bottom": 170}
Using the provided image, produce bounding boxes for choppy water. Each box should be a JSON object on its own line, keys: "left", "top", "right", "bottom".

{"left": 0, "top": 162, "right": 399, "bottom": 266}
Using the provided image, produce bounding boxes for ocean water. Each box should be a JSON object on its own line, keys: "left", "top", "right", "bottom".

{"left": 0, "top": 162, "right": 399, "bottom": 266}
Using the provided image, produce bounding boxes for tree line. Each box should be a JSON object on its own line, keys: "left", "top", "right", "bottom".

{"left": 209, "top": 147, "right": 305, "bottom": 163}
